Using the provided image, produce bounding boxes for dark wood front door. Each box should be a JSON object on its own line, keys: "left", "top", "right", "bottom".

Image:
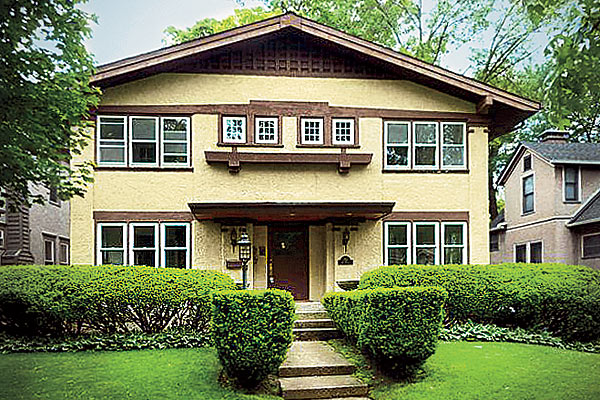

{"left": 268, "top": 225, "right": 309, "bottom": 300}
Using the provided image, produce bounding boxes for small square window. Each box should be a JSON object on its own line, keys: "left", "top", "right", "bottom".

{"left": 332, "top": 118, "right": 355, "bottom": 145}
{"left": 301, "top": 118, "right": 324, "bottom": 144}
{"left": 255, "top": 117, "right": 278, "bottom": 144}
{"left": 223, "top": 116, "right": 246, "bottom": 143}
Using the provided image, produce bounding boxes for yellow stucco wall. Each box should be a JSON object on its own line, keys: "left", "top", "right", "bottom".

{"left": 71, "top": 73, "right": 490, "bottom": 289}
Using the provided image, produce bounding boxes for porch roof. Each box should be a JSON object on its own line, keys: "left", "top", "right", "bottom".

{"left": 188, "top": 201, "right": 395, "bottom": 223}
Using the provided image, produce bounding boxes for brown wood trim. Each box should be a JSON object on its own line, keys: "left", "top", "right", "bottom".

{"left": 477, "top": 96, "right": 493, "bottom": 114}
{"left": 93, "top": 211, "right": 194, "bottom": 222}
{"left": 97, "top": 103, "right": 492, "bottom": 125}
{"left": 383, "top": 211, "right": 470, "bottom": 221}
{"left": 94, "top": 167, "right": 194, "bottom": 172}
{"left": 253, "top": 115, "right": 283, "bottom": 146}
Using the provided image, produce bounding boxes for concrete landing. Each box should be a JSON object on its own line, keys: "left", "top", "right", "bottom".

{"left": 280, "top": 341, "right": 355, "bottom": 377}
{"left": 280, "top": 374, "right": 368, "bottom": 399}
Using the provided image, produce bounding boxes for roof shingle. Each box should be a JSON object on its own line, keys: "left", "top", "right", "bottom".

{"left": 525, "top": 142, "right": 600, "bottom": 164}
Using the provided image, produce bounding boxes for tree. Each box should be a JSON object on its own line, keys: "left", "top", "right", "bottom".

{"left": 164, "top": 7, "right": 281, "bottom": 45}
{"left": 0, "top": 0, "right": 100, "bottom": 207}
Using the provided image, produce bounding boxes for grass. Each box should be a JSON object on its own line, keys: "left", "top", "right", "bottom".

{"left": 0, "top": 347, "right": 280, "bottom": 400}
{"left": 330, "top": 340, "right": 600, "bottom": 400}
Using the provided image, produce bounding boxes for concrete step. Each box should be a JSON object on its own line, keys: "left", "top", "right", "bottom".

{"left": 293, "top": 327, "right": 341, "bottom": 341}
{"left": 280, "top": 341, "right": 355, "bottom": 378}
{"left": 294, "top": 319, "right": 335, "bottom": 329}
{"left": 280, "top": 375, "right": 368, "bottom": 399}
{"left": 295, "top": 302, "right": 326, "bottom": 313}
{"left": 296, "top": 310, "right": 329, "bottom": 320}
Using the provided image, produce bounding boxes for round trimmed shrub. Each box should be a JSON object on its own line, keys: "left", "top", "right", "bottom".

{"left": 212, "top": 289, "right": 295, "bottom": 388}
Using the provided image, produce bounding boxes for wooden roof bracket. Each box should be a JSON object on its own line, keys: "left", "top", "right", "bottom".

{"left": 477, "top": 95, "right": 493, "bottom": 115}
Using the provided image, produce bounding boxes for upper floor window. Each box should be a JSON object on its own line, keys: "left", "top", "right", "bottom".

{"left": 301, "top": 118, "right": 324, "bottom": 144}
{"left": 223, "top": 116, "right": 246, "bottom": 144}
{"left": 384, "top": 121, "right": 466, "bottom": 171}
{"left": 255, "top": 117, "right": 278, "bottom": 144}
{"left": 48, "top": 186, "right": 59, "bottom": 205}
{"left": 522, "top": 174, "right": 535, "bottom": 214}
{"left": 97, "top": 116, "right": 191, "bottom": 168}
{"left": 332, "top": 118, "right": 355, "bottom": 145}
{"left": 582, "top": 233, "right": 600, "bottom": 259}
{"left": 523, "top": 154, "right": 532, "bottom": 171}
{"left": 564, "top": 166, "right": 580, "bottom": 202}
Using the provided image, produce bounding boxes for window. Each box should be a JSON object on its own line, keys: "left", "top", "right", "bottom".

{"left": 59, "top": 242, "right": 69, "bottom": 264}
{"left": 223, "top": 116, "right": 246, "bottom": 143}
{"left": 582, "top": 233, "right": 600, "bottom": 258}
{"left": 522, "top": 174, "right": 534, "bottom": 214}
{"left": 332, "top": 118, "right": 354, "bottom": 145}
{"left": 441, "top": 122, "right": 466, "bottom": 168}
{"left": 413, "top": 122, "right": 438, "bottom": 169}
{"left": 530, "top": 242, "right": 543, "bottom": 263}
{"left": 0, "top": 189, "right": 6, "bottom": 224}
{"left": 414, "top": 222, "right": 439, "bottom": 265}
{"left": 129, "top": 117, "right": 158, "bottom": 166}
{"left": 48, "top": 186, "right": 59, "bottom": 205}
{"left": 129, "top": 223, "right": 158, "bottom": 267}
{"left": 162, "top": 223, "right": 190, "bottom": 268}
{"left": 442, "top": 222, "right": 466, "bottom": 264}
{"left": 98, "top": 223, "right": 127, "bottom": 265}
{"left": 490, "top": 232, "right": 499, "bottom": 252}
{"left": 255, "top": 117, "right": 278, "bottom": 144}
{"left": 0, "top": 228, "right": 4, "bottom": 248}
{"left": 384, "top": 121, "right": 410, "bottom": 169}
{"left": 384, "top": 222, "right": 411, "bottom": 265}
{"left": 523, "top": 154, "right": 532, "bottom": 171}
{"left": 44, "top": 239, "right": 55, "bottom": 265}
{"left": 97, "top": 116, "right": 127, "bottom": 165}
{"left": 564, "top": 167, "right": 580, "bottom": 202}
{"left": 301, "top": 118, "right": 324, "bottom": 144}
{"left": 515, "top": 244, "right": 527, "bottom": 262}
{"left": 162, "top": 117, "right": 190, "bottom": 166}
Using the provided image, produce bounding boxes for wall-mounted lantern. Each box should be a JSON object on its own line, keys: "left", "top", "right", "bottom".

{"left": 237, "top": 229, "right": 252, "bottom": 289}
{"left": 229, "top": 228, "right": 238, "bottom": 251}
{"left": 342, "top": 228, "right": 350, "bottom": 253}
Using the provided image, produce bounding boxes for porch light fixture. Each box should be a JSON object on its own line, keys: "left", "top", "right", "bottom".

{"left": 237, "top": 229, "right": 252, "bottom": 289}
{"left": 230, "top": 228, "right": 237, "bottom": 251}
{"left": 342, "top": 228, "right": 350, "bottom": 253}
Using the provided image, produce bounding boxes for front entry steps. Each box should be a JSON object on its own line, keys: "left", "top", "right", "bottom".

{"left": 294, "top": 302, "right": 341, "bottom": 341}
{"left": 279, "top": 341, "right": 369, "bottom": 399}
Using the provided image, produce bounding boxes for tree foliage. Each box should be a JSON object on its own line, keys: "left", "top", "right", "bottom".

{"left": 0, "top": 0, "right": 100, "bottom": 206}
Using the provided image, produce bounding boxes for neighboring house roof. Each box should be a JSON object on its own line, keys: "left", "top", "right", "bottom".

{"left": 490, "top": 210, "right": 506, "bottom": 231}
{"left": 498, "top": 141, "right": 600, "bottom": 185}
{"left": 567, "top": 188, "right": 600, "bottom": 228}
{"left": 91, "top": 12, "right": 539, "bottom": 137}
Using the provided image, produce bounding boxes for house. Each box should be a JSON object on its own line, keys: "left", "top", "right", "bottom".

{"left": 0, "top": 185, "right": 70, "bottom": 265}
{"left": 71, "top": 13, "right": 539, "bottom": 300}
{"left": 492, "top": 130, "right": 600, "bottom": 268}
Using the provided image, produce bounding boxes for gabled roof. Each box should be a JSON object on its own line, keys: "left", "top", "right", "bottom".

{"left": 498, "top": 141, "right": 600, "bottom": 185}
{"left": 91, "top": 12, "right": 539, "bottom": 136}
{"left": 567, "top": 188, "right": 600, "bottom": 228}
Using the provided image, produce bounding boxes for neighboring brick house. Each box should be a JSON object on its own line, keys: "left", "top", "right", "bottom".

{"left": 71, "top": 13, "right": 539, "bottom": 300}
{"left": 0, "top": 185, "right": 70, "bottom": 265}
{"left": 492, "top": 130, "right": 600, "bottom": 268}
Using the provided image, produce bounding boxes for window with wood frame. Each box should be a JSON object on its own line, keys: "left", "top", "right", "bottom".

{"left": 522, "top": 174, "right": 535, "bottom": 214}
{"left": 222, "top": 116, "right": 246, "bottom": 144}
{"left": 564, "top": 166, "right": 580, "bottom": 202}
{"left": 332, "top": 118, "right": 354, "bottom": 145}
{"left": 255, "top": 117, "right": 278, "bottom": 144}
{"left": 301, "top": 118, "right": 324, "bottom": 144}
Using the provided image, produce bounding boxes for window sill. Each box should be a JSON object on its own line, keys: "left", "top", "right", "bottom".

{"left": 382, "top": 169, "right": 469, "bottom": 174}
{"left": 521, "top": 211, "right": 535, "bottom": 216}
{"left": 564, "top": 200, "right": 581, "bottom": 204}
{"left": 582, "top": 255, "right": 600, "bottom": 260}
{"left": 95, "top": 166, "right": 194, "bottom": 172}
{"left": 217, "top": 142, "right": 284, "bottom": 148}
{"left": 297, "top": 144, "right": 360, "bottom": 149}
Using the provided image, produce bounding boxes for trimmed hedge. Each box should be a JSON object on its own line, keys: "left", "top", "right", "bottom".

{"left": 0, "top": 265, "right": 236, "bottom": 335}
{"left": 322, "top": 287, "right": 447, "bottom": 375}
{"left": 359, "top": 263, "right": 600, "bottom": 341}
{"left": 212, "top": 289, "right": 295, "bottom": 388}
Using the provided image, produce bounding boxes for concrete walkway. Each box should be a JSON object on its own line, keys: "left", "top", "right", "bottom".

{"left": 278, "top": 302, "right": 369, "bottom": 399}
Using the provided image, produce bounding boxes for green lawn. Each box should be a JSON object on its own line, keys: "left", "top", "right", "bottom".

{"left": 0, "top": 348, "right": 279, "bottom": 400}
{"left": 371, "top": 342, "right": 600, "bottom": 400}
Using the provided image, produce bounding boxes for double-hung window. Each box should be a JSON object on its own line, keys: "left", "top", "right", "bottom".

{"left": 564, "top": 167, "right": 580, "bottom": 202}
{"left": 332, "top": 118, "right": 354, "bottom": 145}
{"left": 59, "top": 242, "right": 69, "bottom": 265}
{"left": 441, "top": 122, "right": 466, "bottom": 168}
{"left": 162, "top": 117, "right": 190, "bottom": 166}
{"left": 129, "top": 223, "right": 159, "bottom": 267}
{"left": 413, "top": 122, "right": 438, "bottom": 169}
{"left": 98, "top": 116, "right": 127, "bottom": 165}
{"left": 255, "top": 117, "right": 278, "bottom": 144}
{"left": 0, "top": 228, "right": 4, "bottom": 248}
{"left": 414, "top": 222, "right": 439, "bottom": 264}
{"left": 301, "top": 118, "right": 324, "bottom": 144}
{"left": 98, "top": 223, "right": 127, "bottom": 265}
{"left": 522, "top": 174, "right": 535, "bottom": 214}
{"left": 162, "top": 223, "right": 190, "bottom": 268}
{"left": 130, "top": 117, "right": 159, "bottom": 166}
{"left": 384, "top": 121, "right": 410, "bottom": 169}
{"left": 223, "top": 116, "right": 246, "bottom": 143}
{"left": 44, "top": 238, "right": 55, "bottom": 265}
{"left": 442, "top": 222, "right": 466, "bottom": 264}
{"left": 384, "top": 222, "right": 411, "bottom": 265}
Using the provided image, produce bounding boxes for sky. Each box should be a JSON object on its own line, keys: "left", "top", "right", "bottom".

{"left": 79, "top": 0, "right": 548, "bottom": 75}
